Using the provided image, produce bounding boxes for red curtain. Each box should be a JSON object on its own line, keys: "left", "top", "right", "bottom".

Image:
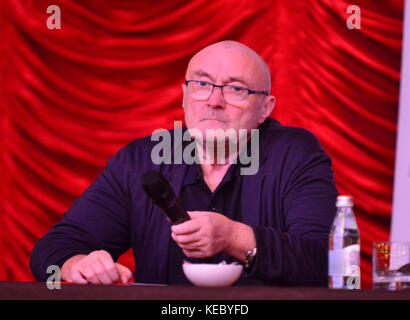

{"left": 0, "top": 0, "right": 403, "bottom": 288}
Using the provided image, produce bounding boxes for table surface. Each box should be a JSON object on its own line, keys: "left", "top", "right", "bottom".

{"left": 0, "top": 281, "right": 409, "bottom": 300}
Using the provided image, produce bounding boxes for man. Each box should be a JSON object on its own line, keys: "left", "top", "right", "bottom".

{"left": 30, "top": 41, "right": 338, "bottom": 286}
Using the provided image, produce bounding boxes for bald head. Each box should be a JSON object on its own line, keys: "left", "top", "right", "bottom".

{"left": 182, "top": 40, "right": 275, "bottom": 138}
{"left": 185, "top": 40, "right": 271, "bottom": 92}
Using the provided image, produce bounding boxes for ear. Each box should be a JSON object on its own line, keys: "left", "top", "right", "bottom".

{"left": 181, "top": 83, "right": 187, "bottom": 109}
{"left": 258, "top": 95, "right": 276, "bottom": 125}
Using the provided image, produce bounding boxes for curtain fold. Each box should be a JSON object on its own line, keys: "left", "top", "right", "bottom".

{"left": 0, "top": 0, "right": 403, "bottom": 288}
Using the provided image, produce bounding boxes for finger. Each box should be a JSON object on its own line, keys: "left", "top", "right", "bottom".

{"left": 179, "top": 242, "right": 204, "bottom": 251}
{"left": 179, "top": 237, "right": 210, "bottom": 251}
{"left": 171, "top": 220, "right": 201, "bottom": 235}
{"left": 171, "top": 232, "right": 200, "bottom": 245}
{"left": 174, "top": 236, "right": 204, "bottom": 251}
{"left": 91, "top": 261, "right": 113, "bottom": 285}
{"left": 116, "top": 264, "right": 133, "bottom": 284}
{"left": 182, "top": 244, "right": 214, "bottom": 258}
{"left": 98, "top": 251, "right": 120, "bottom": 283}
{"left": 187, "top": 211, "right": 213, "bottom": 218}
{"left": 81, "top": 265, "right": 100, "bottom": 285}
{"left": 182, "top": 249, "right": 207, "bottom": 259}
{"left": 71, "top": 269, "right": 88, "bottom": 284}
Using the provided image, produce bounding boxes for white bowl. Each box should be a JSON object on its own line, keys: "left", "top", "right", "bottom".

{"left": 182, "top": 263, "right": 243, "bottom": 287}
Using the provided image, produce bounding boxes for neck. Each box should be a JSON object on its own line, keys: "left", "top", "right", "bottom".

{"left": 195, "top": 131, "right": 251, "bottom": 177}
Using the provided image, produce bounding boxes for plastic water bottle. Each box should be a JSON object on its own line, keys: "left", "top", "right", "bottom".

{"left": 328, "top": 195, "right": 361, "bottom": 289}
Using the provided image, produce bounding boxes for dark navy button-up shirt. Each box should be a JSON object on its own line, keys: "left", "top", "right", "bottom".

{"left": 30, "top": 118, "right": 338, "bottom": 286}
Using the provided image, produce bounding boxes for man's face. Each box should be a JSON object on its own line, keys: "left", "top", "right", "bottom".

{"left": 182, "top": 44, "right": 273, "bottom": 140}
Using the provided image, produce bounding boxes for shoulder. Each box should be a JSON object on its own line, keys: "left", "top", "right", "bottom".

{"left": 106, "top": 127, "right": 182, "bottom": 171}
{"left": 108, "top": 134, "right": 154, "bottom": 167}
{"left": 259, "top": 118, "right": 330, "bottom": 175}
{"left": 261, "top": 118, "right": 323, "bottom": 153}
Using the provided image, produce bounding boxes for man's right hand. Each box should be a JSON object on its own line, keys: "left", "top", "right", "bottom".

{"left": 60, "top": 250, "right": 132, "bottom": 285}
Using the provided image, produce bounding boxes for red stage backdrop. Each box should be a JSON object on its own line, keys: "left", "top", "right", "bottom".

{"left": 0, "top": 0, "right": 403, "bottom": 288}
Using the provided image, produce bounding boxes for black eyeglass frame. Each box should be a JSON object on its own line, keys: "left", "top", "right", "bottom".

{"left": 184, "top": 80, "right": 270, "bottom": 97}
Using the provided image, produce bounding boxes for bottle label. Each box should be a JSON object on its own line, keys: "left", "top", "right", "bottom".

{"left": 329, "top": 244, "right": 360, "bottom": 276}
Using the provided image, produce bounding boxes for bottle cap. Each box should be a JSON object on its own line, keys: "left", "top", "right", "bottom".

{"left": 336, "top": 195, "right": 354, "bottom": 208}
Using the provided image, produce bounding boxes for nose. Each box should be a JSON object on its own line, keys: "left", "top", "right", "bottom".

{"left": 207, "top": 86, "right": 225, "bottom": 108}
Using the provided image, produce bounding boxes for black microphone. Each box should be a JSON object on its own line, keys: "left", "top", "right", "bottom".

{"left": 141, "top": 170, "right": 190, "bottom": 225}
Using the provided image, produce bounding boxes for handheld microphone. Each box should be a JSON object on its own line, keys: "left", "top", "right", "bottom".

{"left": 141, "top": 170, "right": 191, "bottom": 225}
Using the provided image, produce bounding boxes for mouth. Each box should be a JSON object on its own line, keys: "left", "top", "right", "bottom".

{"left": 201, "top": 118, "right": 227, "bottom": 123}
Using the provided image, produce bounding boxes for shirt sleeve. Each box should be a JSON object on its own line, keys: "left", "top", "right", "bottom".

{"left": 247, "top": 129, "right": 338, "bottom": 286}
{"left": 30, "top": 154, "right": 132, "bottom": 282}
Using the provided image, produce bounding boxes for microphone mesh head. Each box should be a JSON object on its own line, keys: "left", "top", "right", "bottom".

{"left": 141, "top": 171, "right": 171, "bottom": 203}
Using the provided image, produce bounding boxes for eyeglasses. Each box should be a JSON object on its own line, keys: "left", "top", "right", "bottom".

{"left": 185, "top": 80, "right": 269, "bottom": 106}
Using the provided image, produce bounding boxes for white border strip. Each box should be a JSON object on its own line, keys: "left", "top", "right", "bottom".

{"left": 391, "top": 0, "right": 410, "bottom": 241}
